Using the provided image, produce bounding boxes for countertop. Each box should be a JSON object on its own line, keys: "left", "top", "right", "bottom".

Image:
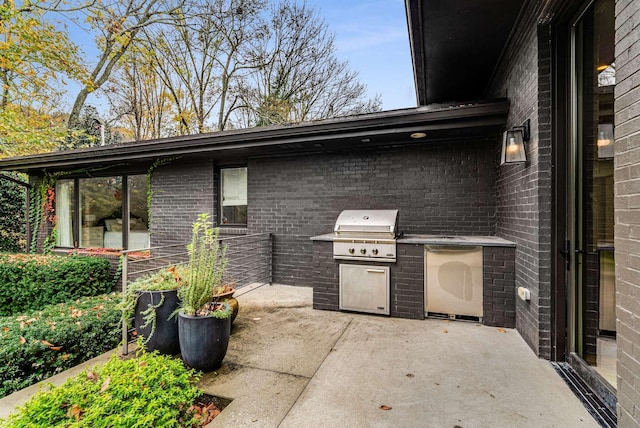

{"left": 310, "top": 233, "right": 516, "bottom": 247}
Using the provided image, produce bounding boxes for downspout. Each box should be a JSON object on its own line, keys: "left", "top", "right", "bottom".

{"left": 0, "top": 173, "right": 32, "bottom": 251}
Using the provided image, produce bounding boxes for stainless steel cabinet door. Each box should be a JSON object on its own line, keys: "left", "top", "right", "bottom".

{"left": 339, "top": 264, "right": 389, "bottom": 315}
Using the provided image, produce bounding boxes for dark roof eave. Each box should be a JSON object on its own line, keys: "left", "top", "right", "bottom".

{"left": 405, "top": 0, "right": 427, "bottom": 106}
{"left": 0, "top": 102, "right": 509, "bottom": 173}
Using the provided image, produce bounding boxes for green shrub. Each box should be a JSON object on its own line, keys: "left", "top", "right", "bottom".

{"left": 0, "top": 175, "right": 26, "bottom": 253}
{"left": 0, "top": 294, "right": 121, "bottom": 398}
{"left": 1, "top": 350, "right": 202, "bottom": 427}
{"left": 0, "top": 254, "right": 113, "bottom": 316}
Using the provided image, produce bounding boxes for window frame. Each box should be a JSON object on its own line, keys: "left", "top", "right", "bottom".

{"left": 55, "top": 173, "right": 149, "bottom": 250}
{"left": 217, "top": 165, "right": 248, "bottom": 227}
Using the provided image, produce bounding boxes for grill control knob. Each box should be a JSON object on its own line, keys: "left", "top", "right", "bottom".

{"left": 372, "top": 249, "right": 379, "bottom": 255}
{"left": 348, "top": 248, "right": 355, "bottom": 254}
{"left": 360, "top": 248, "right": 367, "bottom": 255}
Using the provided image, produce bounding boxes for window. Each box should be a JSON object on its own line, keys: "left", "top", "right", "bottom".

{"left": 220, "top": 167, "right": 247, "bottom": 225}
{"left": 55, "top": 175, "right": 149, "bottom": 249}
{"left": 56, "top": 180, "right": 75, "bottom": 247}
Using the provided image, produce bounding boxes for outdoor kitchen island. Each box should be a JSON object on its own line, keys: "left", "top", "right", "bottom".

{"left": 311, "top": 234, "right": 517, "bottom": 328}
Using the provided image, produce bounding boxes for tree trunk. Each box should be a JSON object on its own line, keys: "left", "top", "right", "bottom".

{"left": 67, "top": 87, "right": 89, "bottom": 129}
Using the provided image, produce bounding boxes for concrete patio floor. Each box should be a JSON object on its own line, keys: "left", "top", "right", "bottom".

{"left": 0, "top": 284, "right": 599, "bottom": 427}
{"left": 202, "top": 284, "right": 598, "bottom": 427}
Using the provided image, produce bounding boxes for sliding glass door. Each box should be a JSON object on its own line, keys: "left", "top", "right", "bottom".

{"left": 570, "top": 0, "right": 615, "bottom": 389}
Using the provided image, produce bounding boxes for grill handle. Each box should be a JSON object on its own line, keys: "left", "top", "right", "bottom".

{"left": 366, "top": 269, "right": 386, "bottom": 273}
{"left": 425, "top": 245, "right": 481, "bottom": 254}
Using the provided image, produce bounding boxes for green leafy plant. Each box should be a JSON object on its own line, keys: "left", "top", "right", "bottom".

{"left": 0, "top": 345, "right": 203, "bottom": 427}
{"left": 42, "top": 228, "right": 57, "bottom": 255}
{"left": 119, "top": 266, "right": 184, "bottom": 342}
{"left": 0, "top": 294, "right": 121, "bottom": 398}
{"left": 0, "top": 253, "right": 113, "bottom": 316}
{"left": 0, "top": 173, "right": 27, "bottom": 253}
{"left": 178, "top": 213, "right": 230, "bottom": 318}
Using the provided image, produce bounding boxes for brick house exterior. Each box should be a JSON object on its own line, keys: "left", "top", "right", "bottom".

{"left": 613, "top": 0, "right": 640, "bottom": 424}
{"left": 1, "top": 0, "right": 639, "bottom": 425}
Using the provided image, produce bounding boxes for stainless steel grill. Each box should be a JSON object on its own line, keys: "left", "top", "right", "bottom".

{"left": 333, "top": 209, "right": 398, "bottom": 262}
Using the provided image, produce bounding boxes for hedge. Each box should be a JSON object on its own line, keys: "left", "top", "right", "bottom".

{"left": 0, "top": 293, "right": 121, "bottom": 398}
{"left": 0, "top": 254, "right": 113, "bottom": 316}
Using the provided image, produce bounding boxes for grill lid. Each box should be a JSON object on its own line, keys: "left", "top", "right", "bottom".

{"left": 334, "top": 210, "right": 399, "bottom": 236}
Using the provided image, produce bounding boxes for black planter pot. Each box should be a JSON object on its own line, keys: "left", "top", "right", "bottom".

{"left": 178, "top": 310, "right": 231, "bottom": 372}
{"left": 134, "top": 289, "right": 180, "bottom": 355}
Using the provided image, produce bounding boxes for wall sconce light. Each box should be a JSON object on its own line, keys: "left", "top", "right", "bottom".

{"left": 597, "top": 123, "right": 614, "bottom": 159}
{"left": 597, "top": 123, "right": 613, "bottom": 147}
{"left": 501, "top": 119, "right": 530, "bottom": 165}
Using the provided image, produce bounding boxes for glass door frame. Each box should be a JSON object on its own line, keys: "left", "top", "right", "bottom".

{"left": 566, "top": 0, "right": 617, "bottom": 402}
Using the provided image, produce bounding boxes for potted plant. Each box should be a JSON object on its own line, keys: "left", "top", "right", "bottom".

{"left": 177, "top": 213, "right": 232, "bottom": 372}
{"left": 119, "top": 266, "right": 183, "bottom": 355}
{"left": 213, "top": 281, "right": 239, "bottom": 323}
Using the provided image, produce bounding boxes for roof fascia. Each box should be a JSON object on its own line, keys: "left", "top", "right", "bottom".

{"left": 0, "top": 102, "right": 508, "bottom": 173}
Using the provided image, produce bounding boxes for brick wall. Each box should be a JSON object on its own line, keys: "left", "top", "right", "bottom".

{"left": 483, "top": 246, "right": 516, "bottom": 328}
{"left": 312, "top": 241, "right": 338, "bottom": 310}
{"left": 393, "top": 243, "right": 424, "bottom": 318}
{"left": 149, "top": 158, "right": 216, "bottom": 248}
{"left": 486, "top": 2, "right": 553, "bottom": 358}
{"left": 249, "top": 141, "right": 497, "bottom": 285}
{"left": 614, "top": 0, "right": 640, "bottom": 424}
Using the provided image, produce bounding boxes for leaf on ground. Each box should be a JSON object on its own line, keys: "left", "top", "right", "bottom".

{"left": 41, "top": 340, "right": 55, "bottom": 347}
{"left": 25, "top": 318, "right": 37, "bottom": 324}
{"left": 379, "top": 405, "right": 392, "bottom": 410}
{"left": 497, "top": 328, "right": 506, "bottom": 333}
{"left": 2, "top": 327, "right": 8, "bottom": 332}
{"left": 69, "top": 404, "right": 83, "bottom": 421}
{"left": 19, "top": 336, "right": 26, "bottom": 344}
{"left": 139, "top": 361, "right": 148, "bottom": 367}
{"left": 86, "top": 371, "right": 98, "bottom": 382}
{"left": 443, "top": 329, "right": 448, "bottom": 333}
{"left": 406, "top": 373, "right": 415, "bottom": 378}
{"left": 61, "top": 353, "right": 70, "bottom": 360}
{"left": 100, "top": 376, "right": 110, "bottom": 393}
{"left": 49, "top": 346, "right": 62, "bottom": 351}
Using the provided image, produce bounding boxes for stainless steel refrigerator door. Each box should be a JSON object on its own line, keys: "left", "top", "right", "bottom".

{"left": 425, "top": 246, "right": 483, "bottom": 317}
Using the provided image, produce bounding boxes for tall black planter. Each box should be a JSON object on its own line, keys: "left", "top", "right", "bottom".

{"left": 134, "top": 289, "right": 180, "bottom": 355}
{"left": 178, "top": 310, "right": 231, "bottom": 372}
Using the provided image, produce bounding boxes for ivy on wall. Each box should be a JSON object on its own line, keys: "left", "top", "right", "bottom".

{"left": 0, "top": 173, "right": 28, "bottom": 253}
{"left": 29, "top": 175, "right": 56, "bottom": 254}
{"left": 146, "top": 157, "right": 180, "bottom": 235}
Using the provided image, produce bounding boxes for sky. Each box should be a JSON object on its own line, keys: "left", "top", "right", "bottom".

{"left": 314, "top": 0, "right": 417, "bottom": 110}
{"left": 60, "top": 0, "right": 417, "bottom": 115}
